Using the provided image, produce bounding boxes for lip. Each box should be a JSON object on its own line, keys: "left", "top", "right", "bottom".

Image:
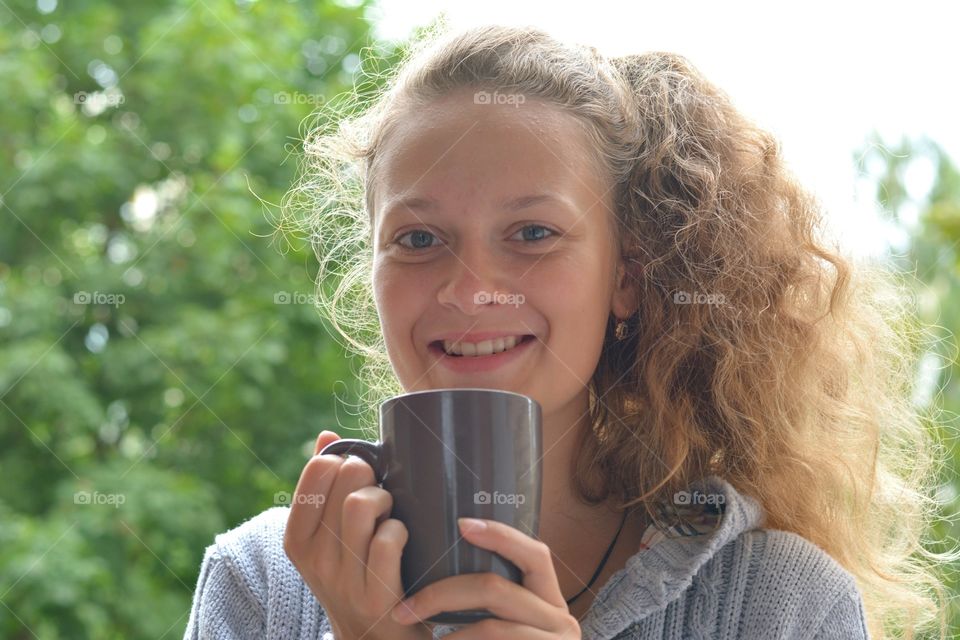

{"left": 427, "top": 334, "right": 537, "bottom": 373}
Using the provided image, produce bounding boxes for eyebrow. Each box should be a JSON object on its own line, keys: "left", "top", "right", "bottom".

{"left": 383, "top": 193, "right": 571, "bottom": 218}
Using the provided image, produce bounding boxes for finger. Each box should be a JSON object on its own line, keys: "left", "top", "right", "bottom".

{"left": 445, "top": 617, "right": 562, "bottom": 640}
{"left": 319, "top": 456, "right": 377, "bottom": 563}
{"left": 313, "top": 430, "right": 340, "bottom": 456}
{"left": 392, "top": 573, "right": 569, "bottom": 633}
{"left": 340, "top": 485, "right": 393, "bottom": 591}
{"left": 458, "top": 519, "right": 566, "bottom": 608}
{"left": 284, "top": 453, "right": 344, "bottom": 547}
{"left": 366, "top": 518, "right": 410, "bottom": 608}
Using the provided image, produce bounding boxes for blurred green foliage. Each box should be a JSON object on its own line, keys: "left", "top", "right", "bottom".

{"left": 0, "top": 0, "right": 405, "bottom": 637}
{"left": 1, "top": 0, "right": 958, "bottom": 637}
{"left": 855, "top": 135, "right": 960, "bottom": 635}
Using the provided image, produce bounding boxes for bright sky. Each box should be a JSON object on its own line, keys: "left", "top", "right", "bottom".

{"left": 365, "top": 0, "right": 959, "bottom": 259}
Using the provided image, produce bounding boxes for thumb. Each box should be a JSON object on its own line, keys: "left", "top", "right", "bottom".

{"left": 313, "top": 430, "right": 341, "bottom": 456}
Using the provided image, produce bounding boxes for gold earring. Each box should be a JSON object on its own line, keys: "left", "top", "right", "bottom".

{"left": 615, "top": 318, "right": 628, "bottom": 341}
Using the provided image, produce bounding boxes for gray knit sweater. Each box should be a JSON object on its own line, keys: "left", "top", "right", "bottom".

{"left": 183, "top": 475, "right": 870, "bottom": 639}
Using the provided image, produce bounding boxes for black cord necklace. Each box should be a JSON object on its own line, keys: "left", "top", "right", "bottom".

{"left": 564, "top": 508, "right": 630, "bottom": 606}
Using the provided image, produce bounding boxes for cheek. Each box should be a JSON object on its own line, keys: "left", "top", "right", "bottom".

{"left": 531, "top": 254, "right": 611, "bottom": 366}
{"left": 372, "top": 264, "right": 422, "bottom": 349}
{"left": 529, "top": 253, "right": 610, "bottom": 319}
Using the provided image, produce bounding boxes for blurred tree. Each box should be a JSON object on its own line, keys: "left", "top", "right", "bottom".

{"left": 0, "top": 0, "right": 407, "bottom": 637}
{"left": 855, "top": 134, "right": 960, "bottom": 635}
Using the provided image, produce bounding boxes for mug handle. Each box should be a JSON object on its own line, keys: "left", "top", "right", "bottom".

{"left": 318, "top": 439, "right": 385, "bottom": 484}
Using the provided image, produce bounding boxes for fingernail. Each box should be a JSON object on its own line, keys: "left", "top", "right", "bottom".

{"left": 391, "top": 601, "right": 416, "bottom": 622}
{"left": 458, "top": 517, "right": 487, "bottom": 533}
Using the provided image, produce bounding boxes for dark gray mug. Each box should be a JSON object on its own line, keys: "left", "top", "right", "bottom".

{"left": 319, "top": 387, "right": 542, "bottom": 624}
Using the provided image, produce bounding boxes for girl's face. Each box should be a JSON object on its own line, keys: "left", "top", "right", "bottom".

{"left": 371, "top": 87, "right": 636, "bottom": 417}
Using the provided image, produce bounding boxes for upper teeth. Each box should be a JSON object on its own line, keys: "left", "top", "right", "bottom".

{"left": 442, "top": 335, "right": 525, "bottom": 357}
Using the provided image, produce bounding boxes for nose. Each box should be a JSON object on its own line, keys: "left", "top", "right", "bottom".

{"left": 436, "top": 239, "right": 506, "bottom": 315}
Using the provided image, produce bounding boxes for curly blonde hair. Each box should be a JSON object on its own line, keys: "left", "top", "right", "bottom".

{"left": 275, "top": 21, "right": 958, "bottom": 639}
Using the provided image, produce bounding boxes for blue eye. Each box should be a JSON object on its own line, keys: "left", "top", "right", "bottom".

{"left": 396, "top": 229, "right": 438, "bottom": 251}
{"left": 393, "top": 225, "right": 556, "bottom": 253}
{"left": 515, "top": 225, "right": 554, "bottom": 242}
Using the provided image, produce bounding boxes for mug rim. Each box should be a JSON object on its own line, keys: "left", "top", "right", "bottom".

{"left": 381, "top": 387, "right": 538, "bottom": 407}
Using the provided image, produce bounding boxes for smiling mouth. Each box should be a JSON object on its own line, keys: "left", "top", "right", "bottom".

{"left": 429, "top": 335, "right": 536, "bottom": 357}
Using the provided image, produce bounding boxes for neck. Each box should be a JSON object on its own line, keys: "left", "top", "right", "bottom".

{"left": 536, "top": 389, "right": 640, "bottom": 615}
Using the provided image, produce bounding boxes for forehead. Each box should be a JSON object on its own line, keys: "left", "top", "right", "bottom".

{"left": 372, "top": 88, "right": 607, "bottom": 208}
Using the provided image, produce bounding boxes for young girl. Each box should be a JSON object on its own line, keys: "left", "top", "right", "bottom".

{"left": 184, "top": 23, "right": 954, "bottom": 640}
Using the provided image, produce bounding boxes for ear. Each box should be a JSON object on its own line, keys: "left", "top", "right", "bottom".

{"left": 611, "top": 256, "right": 641, "bottom": 320}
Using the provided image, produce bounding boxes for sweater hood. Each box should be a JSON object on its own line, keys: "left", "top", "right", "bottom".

{"left": 578, "top": 474, "right": 765, "bottom": 638}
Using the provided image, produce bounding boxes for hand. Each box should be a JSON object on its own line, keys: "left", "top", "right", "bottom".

{"left": 389, "top": 518, "right": 581, "bottom": 639}
{"left": 283, "top": 430, "right": 431, "bottom": 640}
